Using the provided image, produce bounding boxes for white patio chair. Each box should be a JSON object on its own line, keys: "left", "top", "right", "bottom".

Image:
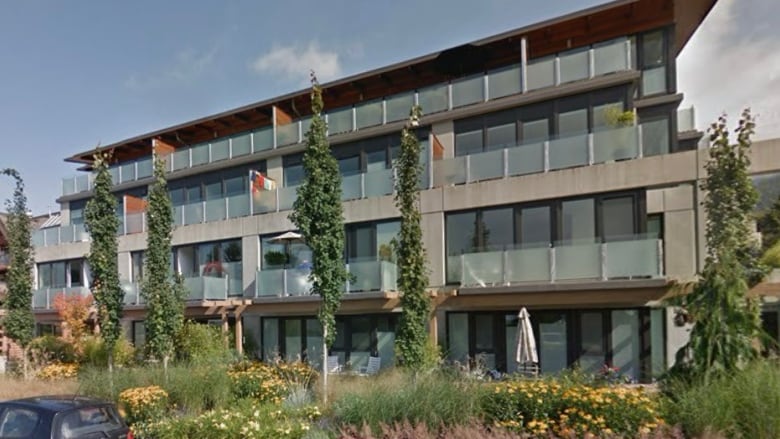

{"left": 327, "top": 355, "right": 342, "bottom": 374}
{"left": 358, "top": 356, "right": 381, "bottom": 376}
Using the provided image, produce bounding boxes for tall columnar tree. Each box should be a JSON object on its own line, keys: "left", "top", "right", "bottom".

{"left": 289, "top": 73, "right": 348, "bottom": 398}
{"left": 1, "top": 169, "right": 34, "bottom": 378}
{"left": 673, "top": 109, "right": 765, "bottom": 382}
{"left": 393, "top": 106, "right": 432, "bottom": 370}
{"left": 85, "top": 153, "right": 123, "bottom": 372}
{"left": 142, "top": 155, "right": 185, "bottom": 372}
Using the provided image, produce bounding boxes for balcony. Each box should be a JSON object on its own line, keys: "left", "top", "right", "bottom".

{"left": 122, "top": 282, "right": 145, "bottom": 306}
{"left": 433, "top": 125, "right": 645, "bottom": 187}
{"left": 255, "top": 260, "right": 398, "bottom": 298}
{"left": 60, "top": 38, "right": 635, "bottom": 198}
{"left": 32, "top": 286, "right": 91, "bottom": 310}
{"left": 450, "top": 236, "right": 663, "bottom": 288}
{"left": 31, "top": 224, "right": 89, "bottom": 247}
{"left": 183, "top": 276, "right": 230, "bottom": 301}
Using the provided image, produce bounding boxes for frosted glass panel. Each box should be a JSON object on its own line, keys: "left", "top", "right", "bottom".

{"left": 355, "top": 100, "right": 383, "bottom": 129}
{"left": 172, "top": 149, "right": 189, "bottom": 170}
{"left": 191, "top": 143, "right": 209, "bottom": 166}
{"left": 136, "top": 158, "right": 153, "bottom": 179}
{"left": 642, "top": 66, "right": 667, "bottom": 96}
{"left": 109, "top": 167, "right": 120, "bottom": 185}
{"left": 559, "top": 49, "right": 589, "bottom": 83}
{"left": 555, "top": 242, "right": 601, "bottom": 280}
{"left": 341, "top": 174, "right": 363, "bottom": 201}
{"left": 593, "top": 126, "right": 639, "bottom": 163}
{"left": 418, "top": 84, "right": 448, "bottom": 114}
{"left": 488, "top": 64, "right": 521, "bottom": 99}
{"left": 286, "top": 269, "right": 312, "bottom": 296}
{"left": 507, "top": 142, "right": 544, "bottom": 176}
{"left": 277, "top": 186, "right": 298, "bottom": 211}
{"left": 469, "top": 149, "right": 504, "bottom": 182}
{"left": 125, "top": 213, "right": 144, "bottom": 234}
{"left": 385, "top": 92, "right": 414, "bottom": 122}
{"left": 62, "top": 177, "right": 76, "bottom": 195}
{"left": 227, "top": 193, "right": 250, "bottom": 218}
{"left": 348, "top": 260, "right": 380, "bottom": 292}
{"left": 276, "top": 122, "right": 299, "bottom": 146}
{"left": 451, "top": 75, "right": 484, "bottom": 108}
{"left": 594, "top": 39, "right": 628, "bottom": 75}
{"left": 211, "top": 139, "right": 230, "bottom": 162}
{"left": 253, "top": 127, "right": 273, "bottom": 152}
{"left": 183, "top": 203, "right": 203, "bottom": 225}
{"left": 256, "top": 269, "right": 283, "bottom": 296}
{"left": 433, "top": 156, "right": 467, "bottom": 187}
{"left": 548, "top": 134, "right": 588, "bottom": 170}
{"left": 120, "top": 162, "right": 135, "bottom": 183}
{"left": 364, "top": 168, "right": 393, "bottom": 198}
{"left": 605, "top": 238, "right": 659, "bottom": 278}
{"left": 527, "top": 57, "right": 555, "bottom": 90}
{"left": 328, "top": 107, "right": 353, "bottom": 135}
{"left": 505, "top": 246, "right": 550, "bottom": 283}
{"left": 461, "top": 251, "right": 503, "bottom": 287}
{"left": 204, "top": 198, "right": 227, "bottom": 222}
{"left": 231, "top": 133, "right": 251, "bottom": 157}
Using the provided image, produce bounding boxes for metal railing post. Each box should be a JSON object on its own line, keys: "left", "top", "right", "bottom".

{"left": 520, "top": 37, "right": 528, "bottom": 93}
{"left": 657, "top": 239, "right": 664, "bottom": 277}
{"left": 587, "top": 133, "right": 595, "bottom": 166}
{"left": 345, "top": 264, "right": 351, "bottom": 293}
{"left": 283, "top": 269, "right": 288, "bottom": 297}
{"left": 503, "top": 148, "right": 509, "bottom": 178}
{"left": 600, "top": 243, "right": 608, "bottom": 281}
{"left": 637, "top": 124, "right": 644, "bottom": 159}
{"left": 588, "top": 48, "right": 595, "bottom": 79}
{"left": 549, "top": 247, "right": 556, "bottom": 283}
{"left": 465, "top": 155, "right": 472, "bottom": 183}
{"left": 543, "top": 141, "right": 550, "bottom": 172}
{"left": 554, "top": 57, "right": 561, "bottom": 86}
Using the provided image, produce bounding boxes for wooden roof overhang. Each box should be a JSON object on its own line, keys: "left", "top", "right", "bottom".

{"left": 66, "top": 0, "right": 715, "bottom": 169}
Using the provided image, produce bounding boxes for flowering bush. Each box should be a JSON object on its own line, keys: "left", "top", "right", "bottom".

{"left": 36, "top": 362, "right": 79, "bottom": 380}
{"left": 228, "top": 361, "right": 318, "bottom": 404}
{"left": 483, "top": 379, "right": 663, "bottom": 438}
{"left": 131, "top": 400, "right": 320, "bottom": 439}
{"left": 118, "top": 385, "right": 169, "bottom": 426}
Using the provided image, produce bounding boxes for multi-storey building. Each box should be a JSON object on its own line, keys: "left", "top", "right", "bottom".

{"left": 29, "top": 0, "right": 738, "bottom": 381}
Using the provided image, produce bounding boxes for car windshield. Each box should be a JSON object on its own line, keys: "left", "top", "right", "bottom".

{"left": 57, "top": 406, "right": 122, "bottom": 439}
{"left": 0, "top": 407, "right": 40, "bottom": 438}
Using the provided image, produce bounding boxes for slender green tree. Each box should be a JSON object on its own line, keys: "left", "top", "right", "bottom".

{"left": 672, "top": 109, "right": 766, "bottom": 383}
{"left": 289, "top": 73, "right": 348, "bottom": 400}
{"left": 141, "top": 155, "right": 185, "bottom": 372}
{"left": 393, "top": 106, "right": 432, "bottom": 370}
{"left": 1, "top": 169, "right": 35, "bottom": 378}
{"left": 84, "top": 153, "right": 123, "bottom": 373}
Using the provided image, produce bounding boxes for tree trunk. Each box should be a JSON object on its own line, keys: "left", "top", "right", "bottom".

{"left": 322, "top": 326, "right": 328, "bottom": 404}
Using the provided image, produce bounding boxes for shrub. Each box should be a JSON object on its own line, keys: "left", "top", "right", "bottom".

{"left": 482, "top": 379, "right": 663, "bottom": 438}
{"left": 36, "top": 362, "right": 79, "bottom": 380}
{"left": 228, "top": 360, "right": 318, "bottom": 404}
{"left": 331, "top": 370, "right": 484, "bottom": 432}
{"left": 118, "top": 385, "right": 168, "bottom": 426}
{"left": 131, "top": 399, "right": 319, "bottom": 439}
{"left": 29, "top": 335, "right": 76, "bottom": 364}
{"left": 663, "top": 360, "right": 780, "bottom": 438}
{"left": 175, "top": 320, "right": 233, "bottom": 365}
{"left": 339, "top": 422, "right": 523, "bottom": 439}
{"left": 80, "top": 335, "right": 135, "bottom": 367}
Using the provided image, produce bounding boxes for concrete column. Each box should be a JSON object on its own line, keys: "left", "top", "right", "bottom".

{"left": 242, "top": 235, "right": 259, "bottom": 297}
{"left": 421, "top": 212, "right": 445, "bottom": 287}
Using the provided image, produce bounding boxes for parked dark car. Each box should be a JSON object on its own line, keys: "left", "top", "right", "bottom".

{"left": 0, "top": 396, "right": 131, "bottom": 439}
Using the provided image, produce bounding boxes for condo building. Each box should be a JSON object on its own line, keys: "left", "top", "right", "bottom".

{"left": 27, "top": 0, "right": 741, "bottom": 381}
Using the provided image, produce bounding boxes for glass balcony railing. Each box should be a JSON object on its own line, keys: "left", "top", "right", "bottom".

{"left": 32, "top": 286, "right": 91, "bottom": 310}
{"left": 432, "top": 125, "right": 645, "bottom": 187}
{"left": 60, "top": 37, "right": 634, "bottom": 198}
{"left": 454, "top": 235, "right": 662, "bottom": 288}
{"left": 31, "top": 224, "right": 89, "bottom": 247}
{"left": 184, "top": 276, "right": 229, "bottom": 301}
{"left": 677, "top": 107, "right": 696, "bottom": 132}
{"left": 254, "top": 260, "right": 397, "bottom": 298}
{"left": 121, "top": 282, "right": 145, "bottom": 306}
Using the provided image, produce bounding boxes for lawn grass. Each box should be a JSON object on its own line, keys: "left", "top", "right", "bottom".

{"left": 0, "top": 375, "right": 79, "bottom": 400}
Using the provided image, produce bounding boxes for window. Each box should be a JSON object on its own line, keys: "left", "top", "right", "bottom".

{"left": 56, "top": 407, "right": 121, "bottom": 439}
{"left": 38, "top": 260, "right": 83, "bottom": 289}
{"left": 639, "top": 30, "right": 668, "bottom": 96}
{"left": 601, "top": 196, "right": 636, "bottom": 241}
{"left": 169, "top": 162, "right": 266, "bottom": 205}
{"left": 0, "top": 407, "right": 40, "bottom": 438}
{"left": 175, "top": 239, "right": 243, "bottom": 295}
{"left": 518, "top": 206, "right": 551, "bottom": 246}
{"left": 345, "top": 220, "right": 400, "bottom": 263}
{"left": 561, "top": 199, "right": 596, "bottom": 243}
{"left": 69, "top": 260, "right": 83, "bottom": 287}
{"left": 131, "top": 251, "right": 144, "bottom": 282}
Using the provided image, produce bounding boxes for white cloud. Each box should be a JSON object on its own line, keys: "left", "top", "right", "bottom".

{"left": 678, "top": 0, "right": 780, "bottom": 139}
{"left": 250, "top": 42, "right": 342, "bottom": 84}
{"left": 124, "top": 45, "right": 219, "bottom": 90}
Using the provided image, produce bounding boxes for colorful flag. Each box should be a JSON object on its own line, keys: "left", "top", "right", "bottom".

{"left": 249, "top": 169, "right": 276, "bottom": 193}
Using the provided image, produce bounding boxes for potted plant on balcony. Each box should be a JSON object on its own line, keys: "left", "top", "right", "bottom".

{"left": 264, "top": 250, "right": 289, "bottom": 268}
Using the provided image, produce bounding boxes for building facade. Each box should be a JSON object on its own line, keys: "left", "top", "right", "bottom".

{"left": 29, "top": 0, "right": 733, "bottom": 381}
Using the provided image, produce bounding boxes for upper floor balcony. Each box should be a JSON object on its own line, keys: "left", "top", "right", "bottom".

{"left": 255, "top": 259, "right": 397, "bottom": 298}
{"left": 32, "top": 286, "right": 91, "bottom": 311}
{"left": 60, "top": 37, "right": 637, "bottom": 198}
{"left": 450, "top": 234, "right": 663, "bottom": 289}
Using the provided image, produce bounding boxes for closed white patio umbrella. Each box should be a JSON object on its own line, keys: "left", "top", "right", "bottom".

{"left": 515, "top": 307, "right": 539, "bottom": 376}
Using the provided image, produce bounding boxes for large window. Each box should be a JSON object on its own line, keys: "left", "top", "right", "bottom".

{"left": 345, "top": 220, "right": 400, "bottom": 263}
{"left": 130, "top": 251, "right": 144, "bottom": 282}
{"left": 38, "top": 259, "right": 85, "bottom": 289}
{"left": 637, "top": 29, "right": 670, "bottom": 96}
{"left": 168, "top": 162, "right": 265, "bottom": 206}
{"left": 445, "top": 192, "right": 645, "bottom": 283}
{"left": 174, "top": 239, "right": 243, "bottom": 295}
{"left": 454, "top": 87, "right": 629, "bottom": 156}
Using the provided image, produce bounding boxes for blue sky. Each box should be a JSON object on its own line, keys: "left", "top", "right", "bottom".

{"left": 0, "top": 0, "right": 774, "bottom": 214}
